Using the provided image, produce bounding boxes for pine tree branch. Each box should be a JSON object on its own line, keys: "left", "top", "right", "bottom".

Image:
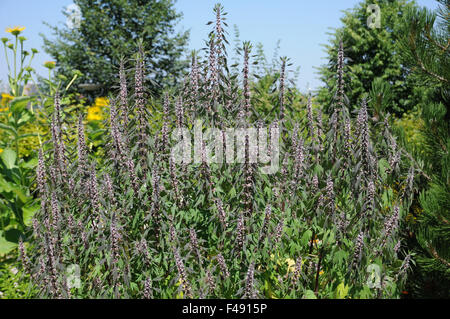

{"left": 425, "top": 33, "right": 450, "bottom": 52}
{"left": 438, "top": 215, "right": 449, "bottom": 225}
{"left": 423, "top": 16, "right": 450, "bottom": 52}
{"left": 428, "top": 244, "right": 450, "bottom": 268}
{"left": 402, "top": 150, "right": 432, "bottom": 181}
{"left": 415, "top": 57, "right": 448, "bottom": 83}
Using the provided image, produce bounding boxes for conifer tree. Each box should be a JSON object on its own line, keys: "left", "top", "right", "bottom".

{"left": 398, "top": 0, "right": 450, "bottom": 298}
{"left": 41, "top": 0, "right": 189, "bottom": 96}
{"left": 317, "top": 0, "right": 423, "bottom": 116}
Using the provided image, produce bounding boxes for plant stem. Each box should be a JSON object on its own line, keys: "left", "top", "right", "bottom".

{"left": 14, "top": 35, "right": 18, "bottom": 94}
{"left": 314, "top": 249, "right": 323, "bottom": 295}
{"left": 3, "top": 44, "right": 11, "bottom": 73}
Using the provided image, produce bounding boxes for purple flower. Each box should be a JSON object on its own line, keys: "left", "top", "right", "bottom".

{"left": 175, "top": 96, "right": 184, "bottom": 128}
{"left": 306, "top": 95, "right": 315, "bottom": 140}
{"left": 77, "top": 115, "right": 88, "bottom": 176}
{"left": 279, "top": 58, "right": 286, "bottom": 121}
{"left": 110, "top": 213, "right": 121, "bottom": 264}
{"left": 244, "top": 262, "right": 256, "bottom": 299}
{"left": 216, "top": 253, "right": 230, "bottom": 279}
{"left": 214, "top": 197, "right": 228, "bottom": 230}
{"left": 189, "top": 228, "right": 202, "bottom": 263}
{"left": 326, "top": 175, "right": 335, "bottom": 215}
{"left": 206, "top": 268, "right": 216, "bottom": 294}
{"left": 119, "top": 58, "right": 129, "bottom": 127}
{"left": 273, "top": 219, "right": 284, "bottom": 245}
{"left": 236, "top": 212, "right": 245, "bottom": 252}
{"left": 18, "top": 238, "right": 31, "bottom": 275}
{"left": 37, "top": 149, "right": 47, "bottom": 198}
{"left": 173, "top": 248, "right": 192, "bottom": 298}
{"left": 143, "top": 278, "right": 152, "bottom": 299}
{"left": 259, "top": 204, "right": 272, "bottom": 241}
{"left": 351, "top": 231, "right": 364, "bottom": 269}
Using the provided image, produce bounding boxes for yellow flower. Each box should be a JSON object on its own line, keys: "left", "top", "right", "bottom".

{"left": 0, "top": 148, "right": 3, "bottom": 154}
{"left": 6, "top": 26, "right": 25, "bottom": 36}
{"left": 319, "top": 270, "right": 324, "bottom": 275}
{"left": 87, "top": 105, "right": 102, "bottom": 121}
{"left": 43, "top": 61, "right": 56, "bottom": 69}
{"left": 1, "top": 93, "right": 14, "bottom": 107}
{"left": 94, "top": 97, "right": 109, "bottom": 107}
{"left": 86, "top": 97, "right": 109, "bottom": 121}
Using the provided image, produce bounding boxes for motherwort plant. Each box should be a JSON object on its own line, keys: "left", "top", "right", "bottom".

{"left": 24, "top": 4, "right": 416, "bottom": 299}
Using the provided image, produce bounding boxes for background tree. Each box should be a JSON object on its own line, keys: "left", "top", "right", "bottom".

{"left": 398, "top": 0, "right": 450, "bottom": 298}
{"left": 41, "top": 0, "right": 189, "bottom": 97}
{"left": 317, "top": 0, "right": 422, "bottom": 116}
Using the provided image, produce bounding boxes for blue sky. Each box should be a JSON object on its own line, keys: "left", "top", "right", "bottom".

{"left": 0, "top": 0, "right": 438, "bottom": 92}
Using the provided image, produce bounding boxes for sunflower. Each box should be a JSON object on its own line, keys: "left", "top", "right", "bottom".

{"left": 43, "top": 61, "right": 56, "bottom": 69}
{"left": 6, "top": 26, "right": 25, "bottom": 36}
{"left": 86, "top": 97, "right": 109, "bottom": 121}
{"left": 87, "top": 105, "right": 102, "bottom": 121}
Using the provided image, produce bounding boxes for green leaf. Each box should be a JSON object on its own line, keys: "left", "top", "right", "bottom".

{"left": 0, "top": 123, "right": 18, "bottom": 136}
{"left": 22, "top": 157, "right": 38, "bottom": 169}
{"left": 0, "top": 228, "right": 23, "bottom": 256}
{"left": 17, "top": 112, "right": 32, "bottom": 125}
{"left": 303, "top": 290, "right": 317, "bottom": 299}
{"left": 0, "top": 148, "right": 17, "bottom": 169}
{"left": 359, "top": 285, "right": 373, "bottom": 299}
{"left": 378, "top": 158, "right": 389, "bottom": 180}
{"left": 4, "top": 228, "right": 22, "bottom": 243}
{"left": 228, "top": 187, "right": 236, "bottom": 198}
{"left": 0, "top": 175, "right": 13, "bottom": 192}
{"left": 301, "top": 230, "right": 313, "bottom": 247}
{"left": 0, "top": 234, "right": 17, "bottom": 255}
{"left": 382, "top": 191, "right": 389, "bottom": 207}
{"left": 333, "top": 250, "right": 348, "bottom": 266}
{"left": 17, "top": 132, "right": 38, "bottom": 140}
{"left": 2, "top": 181, "right": 29, "bottom": 203}
{"left": 22, "top": 203, "right": 39, "bottom": 226}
